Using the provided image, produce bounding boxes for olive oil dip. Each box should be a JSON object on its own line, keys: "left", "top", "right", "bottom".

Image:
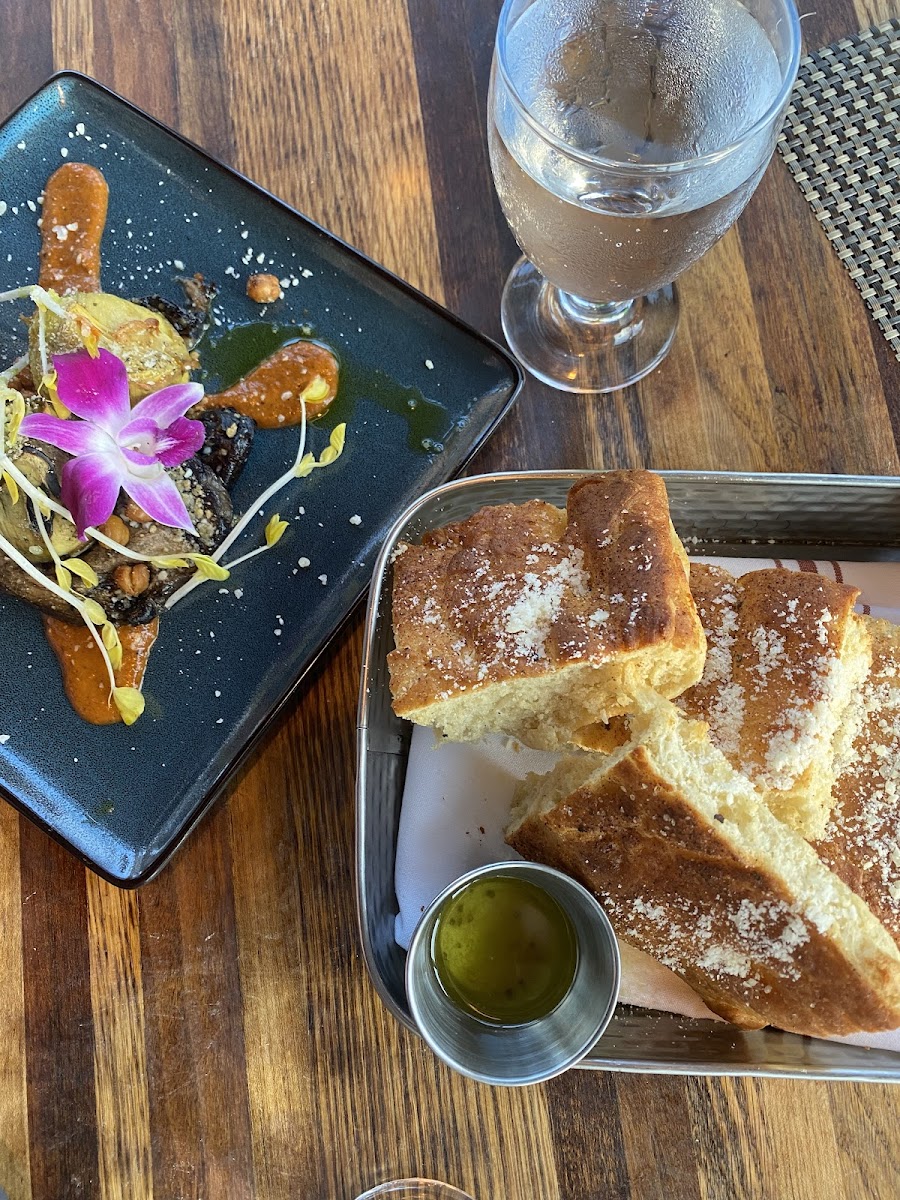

{"left": 431, "top": 874, "right": 579, "bottom": 1025}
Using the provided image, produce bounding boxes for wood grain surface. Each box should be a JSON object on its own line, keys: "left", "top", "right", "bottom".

{"left": 1, "top": 0, "right": 900, "bottom": 1197}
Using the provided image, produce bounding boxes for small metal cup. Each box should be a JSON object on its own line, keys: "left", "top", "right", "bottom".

{"left": 406, "top": 861, "right": 620, "bottom": 1086}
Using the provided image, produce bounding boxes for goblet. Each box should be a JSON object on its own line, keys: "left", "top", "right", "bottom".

{"left": 354, "top": 1181, "right": 475, "bottom": 1199}
{"left": 488, "top": 0, "right": 801, "bottom": 392}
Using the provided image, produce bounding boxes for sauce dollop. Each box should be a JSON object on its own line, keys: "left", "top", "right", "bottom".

{"left": 431, "top": 875, "right": 579, "bottom": 1025}
{"left": 199, "top": 340, "right": 338, "bottom": 427}
{"left": 38, "top": 162, "right": 108, "bottom": 295}
{"left": 43, "top": 616, "right": 158, "bottom": 725}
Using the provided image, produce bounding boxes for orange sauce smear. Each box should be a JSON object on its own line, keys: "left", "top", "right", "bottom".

{"left": 38, "top": 162, "right": 109, "bottom": 295}
{"left": 43, "top": 616, "right": 159, "bottom": 725}
{"left": 199, "top": 340, "right": 339, "bottom": 427}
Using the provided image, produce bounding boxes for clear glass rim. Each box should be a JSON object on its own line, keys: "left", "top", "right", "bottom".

{"left": 494, "top": 0, "right": 802, "bottom": 176}
{"left": 354, "top": 1181, "right": 475, "bottom": 1199}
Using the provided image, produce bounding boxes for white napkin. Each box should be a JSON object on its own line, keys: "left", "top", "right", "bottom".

{"left": 394, "top": 558, "right": 900, "bottom": 1050}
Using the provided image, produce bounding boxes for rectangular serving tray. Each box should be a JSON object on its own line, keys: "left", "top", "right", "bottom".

{"left": 356, "top": 470, "right": 900, "bottom": 1080}
{"left": 0, "top": 73, "right": 522, "bottom": 885}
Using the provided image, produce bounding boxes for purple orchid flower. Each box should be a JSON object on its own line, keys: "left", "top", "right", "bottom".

{"left": 19, "top": 348, "right": 205, "bottom": 540}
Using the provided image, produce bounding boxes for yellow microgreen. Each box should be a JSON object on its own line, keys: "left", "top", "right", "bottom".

{"left": 64, "top": 557, "right": 100, "bottom": 588}
{"left": 300, "top": 374, "right": 330, "bottom": 404}
{"left": 0, "top": 353, "right": 29, "bottom": 387}
{"left": 166, "top": 399, "right": 348, "bottom": 611}
{"left": 264, "top": 515, "right": 288, "bottom": 547}
{"left": 33, "top": 503, "right": 70, "bottom": 595}
{"left": 0, "top": 286, "right": 33, "bottom": 304}
{"left": 221, "top": 512, "right": 291, "bottom": 572}
{"left": 71, "top": 308, "right": 102, "bottom": 357}
{"left": 294, "top": 422, "right": 346, "bottom": 477}
{"left": 83, "top": 598, "right": 107, "bottom": 626}
{"left": 35, "top": 301, "right": 49, "bottom": 381}
{"left": 190, "top": 554, "right": 230, "bottom": 581}
{"left": 113, "top": 687, "right": 145, "bottom": 725}
{"left": 42, "top": 369, "right": 69, "bottom": 418}
{"left": 102, "top": 622, "right": 123, "bottom": 672}
{"left": 7, "top": 392, "right": 25, "bottom": 443}
{"left": 29, "top": 286, "right": 68, "bottom": 320}
{"left": 2, "top": 471, "right": 19, "bottom": 504}
{"left": 151, "top": 555, "right": 191, "bottom": 569}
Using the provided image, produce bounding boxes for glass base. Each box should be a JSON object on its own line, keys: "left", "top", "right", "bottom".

{"left": 500, "top": 256, "right": 679, "bottom": 394}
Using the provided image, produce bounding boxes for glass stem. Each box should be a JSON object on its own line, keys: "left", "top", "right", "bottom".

{"left": 554, "top": 289, "right": 634, "bottom": 325}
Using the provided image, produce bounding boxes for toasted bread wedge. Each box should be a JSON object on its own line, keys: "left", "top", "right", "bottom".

{"left": 507, "top": 697, "right": 900, "bottom": 1036}
{"left": 678, "top": 564, "right": 870, "bottom": 838}
{"left": 388, "top": 471, "right": 705, "bottom": 750}
{"left": 814, "top": 618, "right": 900, "bottom": 949}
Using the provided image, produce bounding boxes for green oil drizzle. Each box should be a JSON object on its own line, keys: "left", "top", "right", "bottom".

{"left": 431, "top": 875, "right": 579, "bottom": 1026}
{"left": 197, "top": 322, "right": 451, "bottom": 453}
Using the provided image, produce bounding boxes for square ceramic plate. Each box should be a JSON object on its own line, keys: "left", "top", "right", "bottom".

{"left": 0, "top": 73, "right": 521, "bottom": 885}
{"left": 357, "top": 470, "right": 900, "bottom": 1080}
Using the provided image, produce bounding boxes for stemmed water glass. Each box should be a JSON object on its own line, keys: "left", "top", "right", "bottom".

{"left": 488, "top": 0, "right": 801, "bottom": 393}
{"left": 354, "top": 1181, "right": 475, "bottom": 1199}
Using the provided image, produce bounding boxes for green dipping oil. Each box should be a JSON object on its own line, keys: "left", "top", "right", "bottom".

{"left": 431, "top": 875, "right": 579, "bottom": 1026}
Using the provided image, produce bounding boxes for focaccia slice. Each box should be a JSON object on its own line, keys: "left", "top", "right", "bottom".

{"left": 676, "top": 564, "right": 871, "bottom": 839}
{"left": 814, "top": 618, "right": 900, "bottom": 948}
{"left": 507, "top": 698, "right": 900, "bottom": 1037}
{"left": 388, "top": 471, "right": 705, "bottom": 750}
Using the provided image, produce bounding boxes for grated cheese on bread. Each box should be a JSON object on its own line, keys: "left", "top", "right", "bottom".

{"left": 507, "top": 696, "right": 900, "bottom": 1037}
{"left": 388, "top": 472, "right": 706, "bottom": 750}
{"left": 813, "top": 618, "right": 900, "bottom": 949}
{"left": 676, "top": 565, "right": 870, "bottom": 839}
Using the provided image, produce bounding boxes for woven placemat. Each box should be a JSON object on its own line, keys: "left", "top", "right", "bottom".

{"left": 778, "top": 19, "right": 900, "bottom": 358}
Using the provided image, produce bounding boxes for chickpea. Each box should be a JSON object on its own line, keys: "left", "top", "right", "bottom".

{"left": 246, "top": 273, "right": 282, "bottom": 303}
{"left": 98, "top": 514, "right": 130, "bottom": 545}
{"left": 123, "top": 499, "right": 153, "bottom": 523}
{"left": 113, "top": 563, "right": 150, "bottom": 595}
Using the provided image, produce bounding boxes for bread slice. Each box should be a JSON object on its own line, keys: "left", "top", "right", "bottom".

{"left": 506, "top": 697, "right": 900, "bottom": 1036}
{"left": 676, "top": 564, "right": 871, "bottom": 839}
{"left": 813, "top": 618, "right": 900, "bottom": 949}
{"left": 388, "top": 471, "right": 705, "bottom": 750}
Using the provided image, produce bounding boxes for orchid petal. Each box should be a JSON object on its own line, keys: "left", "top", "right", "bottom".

{"left": 120, "top": 446, "right": 159, "bottom": 467}
{"left": 60, "top": 452, "right": 124, "bottom": 539}
{"left": 117, "top": 416, "right": 166, "bottom": 465}
{"left": 122, "top": 470, "right": 196, "bottom": 534}
{"left": 19, "top": 412, "right": 112, "bottom": 458}
{"left": 53, "top": 349, "right": 131, "bottom": 434}
{"left": 130, "top": 382, "right": 204, "bottom": 427}
{"left": 156, "top": 416, "right": 205, "bottom": 467}
{"left": 117, "top": 413, "right": 204, "bottom": 467}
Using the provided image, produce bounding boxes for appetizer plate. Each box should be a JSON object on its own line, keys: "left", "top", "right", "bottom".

{"left": 357, "top": 470, "right": 900, "bottom": 1080}
{"left": 0, "top": 73, "right": 521, "bottom": 885}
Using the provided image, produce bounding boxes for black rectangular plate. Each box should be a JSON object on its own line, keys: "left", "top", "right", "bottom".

{"left": 0, "top": 73, "right": 521, "bottom": 885}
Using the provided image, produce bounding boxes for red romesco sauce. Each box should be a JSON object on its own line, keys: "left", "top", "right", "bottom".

{"left": 38, "top": 162, "right": 109, "bottom": 294}
{"left": 199, "top": 340, "right": 338, "bottom": 427}
{"left": 43, "top": 615, "right": 159, "bottom": 725}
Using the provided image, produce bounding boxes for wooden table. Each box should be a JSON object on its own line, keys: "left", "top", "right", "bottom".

{"left": 1, "top": 0, "right": 899, "bottom": 1197}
